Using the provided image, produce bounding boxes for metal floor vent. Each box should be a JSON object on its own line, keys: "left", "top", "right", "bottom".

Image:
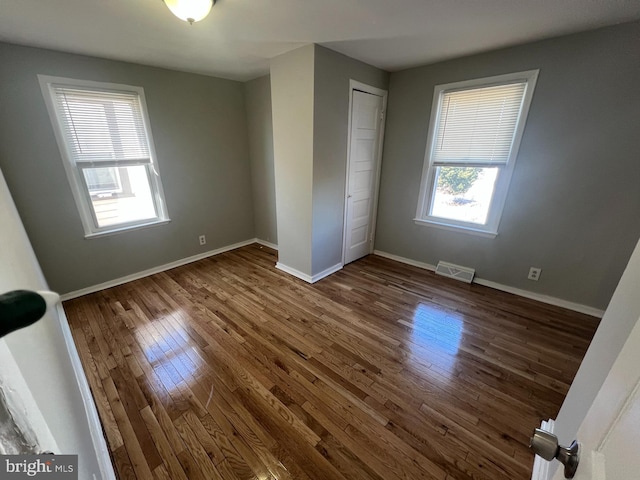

{"left": 435, "top": 261, "right": 475, "bottom": 284}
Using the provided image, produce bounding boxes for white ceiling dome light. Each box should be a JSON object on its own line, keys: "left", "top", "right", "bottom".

{"left": 164, "top": 0, "right": 214, "bottom": 25}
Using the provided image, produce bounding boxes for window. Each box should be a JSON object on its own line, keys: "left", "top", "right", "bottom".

{"left": 415, "top": 70, "right": 538, "bottom": 237}
{"left": 39, "top": 76, "right": 169, "bottom": 237}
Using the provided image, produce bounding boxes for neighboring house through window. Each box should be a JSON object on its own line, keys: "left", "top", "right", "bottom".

{"left": 415, "top": 70, "right": 538, "bottom": 237}
{"left": 39, "top": 76, "right": 169, "bottom": 237}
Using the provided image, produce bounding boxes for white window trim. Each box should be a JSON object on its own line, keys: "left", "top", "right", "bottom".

{"left": 38, "top": 75, "right": 170, "bottom": 238}
{"left": 414, "top": 70, "right": 539, "bottom": 237}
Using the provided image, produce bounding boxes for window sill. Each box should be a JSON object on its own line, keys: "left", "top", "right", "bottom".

{"left": 413, "top": 218, "right": 497, "bottom": 238}
{"left": 84, "top": 219, "right": 171, "bottom": 239}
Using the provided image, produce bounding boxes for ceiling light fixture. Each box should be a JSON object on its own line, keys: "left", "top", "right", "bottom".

{"left": 164, "top": 0, "right": 214, "bottom": 25}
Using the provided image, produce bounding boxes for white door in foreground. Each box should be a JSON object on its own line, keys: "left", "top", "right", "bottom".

{"left": 344, "top": 90, "right": 384, "bottom": 265}
{"left": 550, "top": 315, "right": 640, "bottom": 480}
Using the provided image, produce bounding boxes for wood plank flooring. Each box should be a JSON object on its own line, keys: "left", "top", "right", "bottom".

{"left": 64, "top": 244, "right": 599, "bottom": 480}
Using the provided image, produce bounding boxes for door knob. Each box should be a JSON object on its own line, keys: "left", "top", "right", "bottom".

{"left": 530, "top": 428, "right": 580, "bottom": 478}
{"left": 0, "top": 290, "right": 59, "bottom": 339}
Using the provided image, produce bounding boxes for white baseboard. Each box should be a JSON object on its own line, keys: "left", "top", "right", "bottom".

{"left": 60, "top": 238, "right": 257, "bottom": 301}
{"left": 374, "top": 250, "right": 437, "bottom": 271}
{"left": 373, "top": 250, "right": 604, "bottom": 318}
{"left": 56, "top": 305, "right": 117, "bottom": 479}
{"left": 276, "top": 262, "right": 313, "bottom": 283}
{"left": 255, "top": 238, "right": 278, "bottom": 250}
{"left": 473, "top": 278, "right": 604, "bottom": 318}
{"left": 275, "top": 261, "right": 343, "bottom": 284}
{"left": 61, "top": 241, "right": 603, "bottom": 318}
{"left": 531, "top": 419, "right": 555, "bottom": 480}
{"left": 311, "top": 263, "right": 343, "bottom": 283}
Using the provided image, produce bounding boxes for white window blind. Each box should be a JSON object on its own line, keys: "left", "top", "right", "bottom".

{"left": 52, "top": 86, "right": 151, "bottom": 165}
{"left": 433, "top": 82, "right": 527, "bottom": 166}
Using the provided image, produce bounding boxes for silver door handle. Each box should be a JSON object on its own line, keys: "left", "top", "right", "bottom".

{"left": 530, "top": 428, "right": 580, "bottom": 478}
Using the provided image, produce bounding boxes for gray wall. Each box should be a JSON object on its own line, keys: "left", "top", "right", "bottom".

{"left": 270, "top": 45, "right": 315, "bottom": 276}
{"left": 376, "top": 21, "right": 640, "bottom": 309}
{"left": 0, "top": 42, "right": 254, "bottom": 294}
{"left": 312, "top": 45, "right": 389, "bottom": 274}
{"left": 268, "top": 44, "right": 389, "bottom": 277}
{"left": 244, "top": 75, "right": 277, "bottom": 245}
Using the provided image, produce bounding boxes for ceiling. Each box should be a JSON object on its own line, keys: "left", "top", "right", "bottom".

{"left": 1, "top": 0, "right": 639, "bottom": 81}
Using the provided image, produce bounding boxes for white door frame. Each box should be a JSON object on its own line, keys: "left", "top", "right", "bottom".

{"left": 342, "top": 80, "right": 388, "bottom": 265}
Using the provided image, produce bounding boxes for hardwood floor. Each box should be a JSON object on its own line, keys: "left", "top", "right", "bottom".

{"left": 64, "top": 244, "right": 599, "bottom": 480}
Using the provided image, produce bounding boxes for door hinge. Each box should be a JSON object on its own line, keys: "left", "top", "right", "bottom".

{"left": 380, "top": 111, "right": 385, "bottom": 121}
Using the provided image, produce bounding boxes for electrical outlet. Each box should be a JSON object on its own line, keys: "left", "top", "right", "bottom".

{"left": 528, "top": 267, "right": 541, "bottom": 281}
{"left": 199, "top": 235, "right": 206, "bottom": 246}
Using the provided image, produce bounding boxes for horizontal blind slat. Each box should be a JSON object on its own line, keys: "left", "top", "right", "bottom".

{"left": 52, "top": 85, "right": 151, "bottom": 164}
{"left": 433, "top": 82, "right": 526, "bottom": 164}
{"left": 76, "top": 158, "right": 151, "bottom": 168}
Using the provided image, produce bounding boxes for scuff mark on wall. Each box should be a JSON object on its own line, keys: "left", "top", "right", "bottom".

{"left": 0, "top": 368, "right": 40, "bottom": 454}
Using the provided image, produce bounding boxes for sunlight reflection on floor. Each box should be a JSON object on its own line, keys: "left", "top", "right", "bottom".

{"left": 406, "top": 303, "right": 464, "bottom": 377}
{"left": 137, "top": 314, "right": 204, "bottom": 392}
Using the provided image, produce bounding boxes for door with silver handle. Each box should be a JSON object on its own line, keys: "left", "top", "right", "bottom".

{"left": 530, "top": 428, "right": 580, "bottom": 478}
